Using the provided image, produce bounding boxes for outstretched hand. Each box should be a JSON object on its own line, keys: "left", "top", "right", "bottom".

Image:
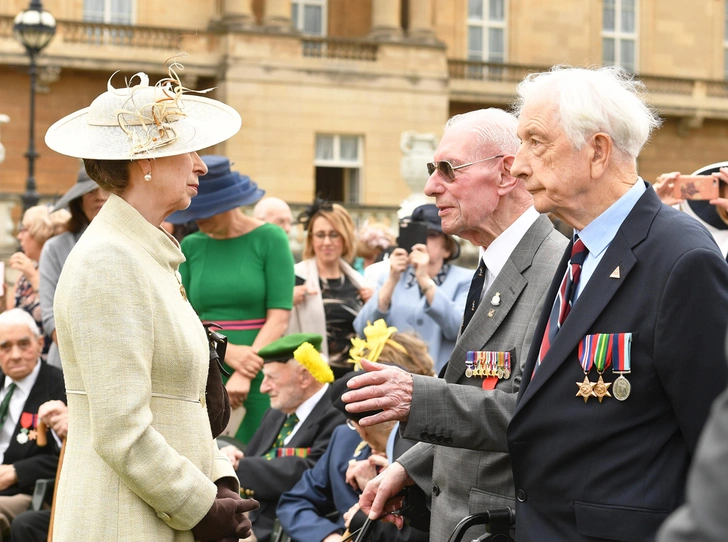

{"left": 342, "top": 360, "right": 414, "bottom": 426}
{"left": 359, "top": 462, "right": 414, "bottom": 528}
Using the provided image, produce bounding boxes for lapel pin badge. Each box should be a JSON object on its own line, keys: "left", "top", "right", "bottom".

{"left": 609, "top": 266, "right": 621, "bottom": 279}
{"left": 487, "top": 308, "right": 496, "bottom": 318}
{"left": 491, "top": 292, "right": 501, "bottom": 306}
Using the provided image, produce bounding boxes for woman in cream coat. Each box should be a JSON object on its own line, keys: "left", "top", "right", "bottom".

{"left": 45, "top": 69, "right": 257, "bottom": 540}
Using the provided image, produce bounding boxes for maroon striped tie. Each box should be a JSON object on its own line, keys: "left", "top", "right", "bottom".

{"left": 533, "top": 238, "right": 589, "bottom": 375}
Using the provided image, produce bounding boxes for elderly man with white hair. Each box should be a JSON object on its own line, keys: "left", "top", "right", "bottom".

{"left": 505, "top": 66, "right": 728, "bottom": 540}
{"left": 0, "top": 309, "right": 65, "bottom": 539}
{"left": 253, "top": 196, "right": 294, "bottom": 235}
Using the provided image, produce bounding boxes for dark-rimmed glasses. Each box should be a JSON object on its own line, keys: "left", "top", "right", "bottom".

{"left": 427, "top": 154, "right": 504, "bottom": 182}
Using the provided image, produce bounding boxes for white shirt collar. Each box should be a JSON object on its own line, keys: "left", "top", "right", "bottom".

{"left": 3, "top": 359, "right": 41, "bottom": 396}
{"left": 479, "top": 206, "right": 540, "bottom": 278}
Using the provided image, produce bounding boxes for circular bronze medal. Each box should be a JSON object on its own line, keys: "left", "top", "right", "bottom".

{"left": 465, "top": 367, "right": 473, "bottom": 378}
{"left": 613, "top": 375, "right": 631, "bottom": 401}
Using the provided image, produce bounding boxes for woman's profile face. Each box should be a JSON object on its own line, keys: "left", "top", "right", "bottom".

{"left": 80, "top": 188, "right": 110, "bottom": 222}
{"left": 426, "top": 231, "right": 451, "bottom": 269}
{"left": 311, "top": 216, "right": 344, "bottom": 265}
{"left": 151, "top": 152, "right": 208, "bottom": 216}
{"left": 16, "top": 222, "right": 43, "bottom": 261}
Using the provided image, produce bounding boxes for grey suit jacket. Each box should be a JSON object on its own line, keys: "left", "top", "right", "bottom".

{"left": 658, "top": 380, "right": 728, "bottom": 542}
{"left": 397, "top": 214, "right": 567, "bottom": 541}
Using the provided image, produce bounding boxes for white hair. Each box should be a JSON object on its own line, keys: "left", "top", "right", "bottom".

{"left": 513, "top": 65, "right": 662, "bottom": 159}
{"left": 253, "top": 197, "right": 292, "bottom": 221}
{"left": 0, "top": 309, "right": 40, "bottom": 337}
{"left": 445, "top": 108, "right": 520, "bottom": 157}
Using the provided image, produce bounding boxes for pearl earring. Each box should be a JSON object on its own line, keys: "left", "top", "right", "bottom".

{"left": 144, "top": 172, "right": 152, "bottom": 182}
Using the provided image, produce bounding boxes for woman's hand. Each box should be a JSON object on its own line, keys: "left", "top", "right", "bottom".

{"left": 654, "top": 172, "right": 684, "bottom": 206}
{"left": 224, "top": 344, "right": 263, "bottom": 379}
{"left": 8, "top": 252, "right": 37, "bottom": 280}
{"left": 293, "top": 284, "right": 318, "bottom": 306}
{"left": 345, "top": 454, "right": 389, "bottom": 492}
{"left": 409, "top": 243, "right": 431, "bottom": 281}
{"left": 359, "top": 286, "right": 374, "bottom": 303}
{"left": 226, "top": 372, "right": 251, "bottom": 409}
{"left": 343, "top": 502, "right": 360, "bottom": 529}
{"left": 387, "top": 248, "right": 409, "bottom": 280}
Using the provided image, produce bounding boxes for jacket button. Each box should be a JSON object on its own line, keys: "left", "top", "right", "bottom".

{"left": 432, "top": 485, "right": 440, "bottom": 496}
{"left": 416, "top": 319, "right": 424, "bottom": 325}
{"left": 436, "top": 436, "right": 444, "bottom": 444}
{"left": 420, "top": 431, "right": 429, "bottom": 440}
{"left": 516, "top": 489, "right": 527, "bottom": 503}
{"left": 444, "top": 437, "right": 453, "bottom": 445}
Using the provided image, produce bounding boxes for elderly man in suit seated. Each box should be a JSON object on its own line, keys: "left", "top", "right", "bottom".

{"left": 0, "top": 309, "right": 65, "bottom": 539}
{"left": 220, "top": 333, "right": 345, "bottom": 542}
{"left": 277, "top": 325, "right": 434, "bottom": 542}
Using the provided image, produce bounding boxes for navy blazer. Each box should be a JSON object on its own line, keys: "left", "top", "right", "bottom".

{"left": 240, "top": 386, "right": 345, "bottom": 542}
{"left": 0, "top": 362, "right": 65, "bottom": 496}
{"left": 507, "top": 186, "right": 728, "bottom": 541}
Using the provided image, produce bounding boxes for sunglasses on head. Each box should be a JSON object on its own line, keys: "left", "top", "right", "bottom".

{"left": 426, "top": 154, "right": 504, "bottom": 182}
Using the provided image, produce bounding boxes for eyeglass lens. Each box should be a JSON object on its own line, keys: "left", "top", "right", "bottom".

{"left": 314, "top": 231, "right": 340, "bottom": 240}
{"left": 427, "top": 161, "right": 455, "bottom": 180}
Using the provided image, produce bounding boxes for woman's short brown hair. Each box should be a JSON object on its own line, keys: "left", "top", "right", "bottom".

{"left": 83, "top": 158, "right": 131, "bottom": 195}
{"left": 379, "top": 332, "right": 435, "bottom": 377}
{"left": 303, "top": 203, "right": 357, "bottom": 262}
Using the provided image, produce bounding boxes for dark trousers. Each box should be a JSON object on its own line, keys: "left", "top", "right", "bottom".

{"left": 10, "top": 509, "right": 49, "bottom": 542}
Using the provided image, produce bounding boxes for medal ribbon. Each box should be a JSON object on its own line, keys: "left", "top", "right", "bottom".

{"left": 20, "top": 412, "right": 37, "bottom": 430}
{"left": 579, "top": 333, "right": 614, "bottom": 373}
{"left": 612, "top": 332, "right": 632, "bottom": 372}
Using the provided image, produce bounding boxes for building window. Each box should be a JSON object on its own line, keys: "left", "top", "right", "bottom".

{"left": 292, "top": 0, "right": 327, "bottom": 36}
{"left": 314, "top": 134, "right": 362, "bottom": 205}
{"left": 602, "top": 0, "right": 637, "bottom": 72}
{"left": 467, "top": 0, "right": 506, "bottom": 63}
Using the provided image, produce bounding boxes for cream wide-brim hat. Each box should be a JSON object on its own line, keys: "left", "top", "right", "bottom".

{"left": 45, "top": 73, "right": 242, "bottom": 160}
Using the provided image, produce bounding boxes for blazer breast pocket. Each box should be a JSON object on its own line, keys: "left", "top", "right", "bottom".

{"left": 574, "top": 500, "right": 668, "bottom": 541}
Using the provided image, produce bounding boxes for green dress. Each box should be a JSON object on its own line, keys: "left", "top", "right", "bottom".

{"left": 179, "top": 223, "right": 294, "bottom": 443}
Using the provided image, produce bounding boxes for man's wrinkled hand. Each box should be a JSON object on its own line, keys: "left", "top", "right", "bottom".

{"left": 342, "top": 360, "right": 413, "bottom": 426}
{"left": 359, "top": 462, "right": 413, "bottom": 528}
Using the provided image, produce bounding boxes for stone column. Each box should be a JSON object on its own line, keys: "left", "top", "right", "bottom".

{"left": 223, "top": 0, "right": 255, "bottom": 29}
{"left": 369, "top": 0, "right": 402, "bottom": 40}
{"left": 408, "top": 0, "right": 436, "bottom": 42}
{"left": 263, "top": 0, "right": 293, "bottom": 32}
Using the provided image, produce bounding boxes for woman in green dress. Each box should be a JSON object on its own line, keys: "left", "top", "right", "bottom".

{"left": 168, "top": 156, "right": 294, "bottom": 443}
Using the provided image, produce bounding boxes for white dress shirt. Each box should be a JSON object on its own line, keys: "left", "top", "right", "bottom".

{"left": 284, "top": 383, "right": 329, "bottom": 445}
{"left": 0, "top": 360, "right": 41, "bottom": 463}
{"left": 479, "top": 206, "right": 541, "bottom": 298}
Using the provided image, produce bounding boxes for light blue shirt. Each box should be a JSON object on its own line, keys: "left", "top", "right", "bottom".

{"left": 574, "top": 179, "right": 646, "bottom": 300}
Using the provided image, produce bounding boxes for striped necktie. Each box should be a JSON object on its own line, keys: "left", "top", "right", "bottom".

{"left": 534, "top": 238, "right": 589, "bottom": 374}
{"left": 0, "top": 383, "right": 16, "bottom": 430}
{"left": 263, "top": 413, "right": 299, "bottom": 459}
{"left": 461, "top": 258, "right": 487, "bottom": 334}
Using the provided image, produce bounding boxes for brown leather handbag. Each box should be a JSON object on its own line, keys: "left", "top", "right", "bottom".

{"left": 203, "top": 323, "right": 232, "bottom": 438}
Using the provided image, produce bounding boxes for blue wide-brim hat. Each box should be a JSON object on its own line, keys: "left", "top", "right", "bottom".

{"left": 166, "top": 155, "right": 265, "bottom": 224}
{"left": 685, "top": 161, "right": 728, "bottom": 231}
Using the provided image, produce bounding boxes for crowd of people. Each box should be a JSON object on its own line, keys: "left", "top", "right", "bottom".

{"left": 0, "top": 61, "right": 728, "bottom": 542}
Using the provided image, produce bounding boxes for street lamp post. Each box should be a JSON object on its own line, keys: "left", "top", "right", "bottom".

{"left": 13, "top": 0, "right": 56, "bottom": 212}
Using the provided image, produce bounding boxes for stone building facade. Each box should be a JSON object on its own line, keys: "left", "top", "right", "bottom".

{"left": 0, "top": 0, "right": 727, "bottom": 254}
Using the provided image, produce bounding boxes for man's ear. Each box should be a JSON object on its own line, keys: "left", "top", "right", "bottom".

{"left": 589, "top": 133, "right": 612, "bottom": 179}
{"left": 497, "top": 155, "right": 520, "bottom": 195}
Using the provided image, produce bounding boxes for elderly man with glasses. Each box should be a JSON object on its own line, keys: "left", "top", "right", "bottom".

{"left": 342, "top": 108, "right": 567, "bottom": 540}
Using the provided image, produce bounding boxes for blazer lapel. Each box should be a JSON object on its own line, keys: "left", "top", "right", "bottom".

{"left": 256, "top": 410, "right": 286, "bottom": 455}
{"left": 515, "top": 185, "right": 658, "bottom": 413}
{"left": 446, "top": 215, "right": 552, "bottom": 382}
